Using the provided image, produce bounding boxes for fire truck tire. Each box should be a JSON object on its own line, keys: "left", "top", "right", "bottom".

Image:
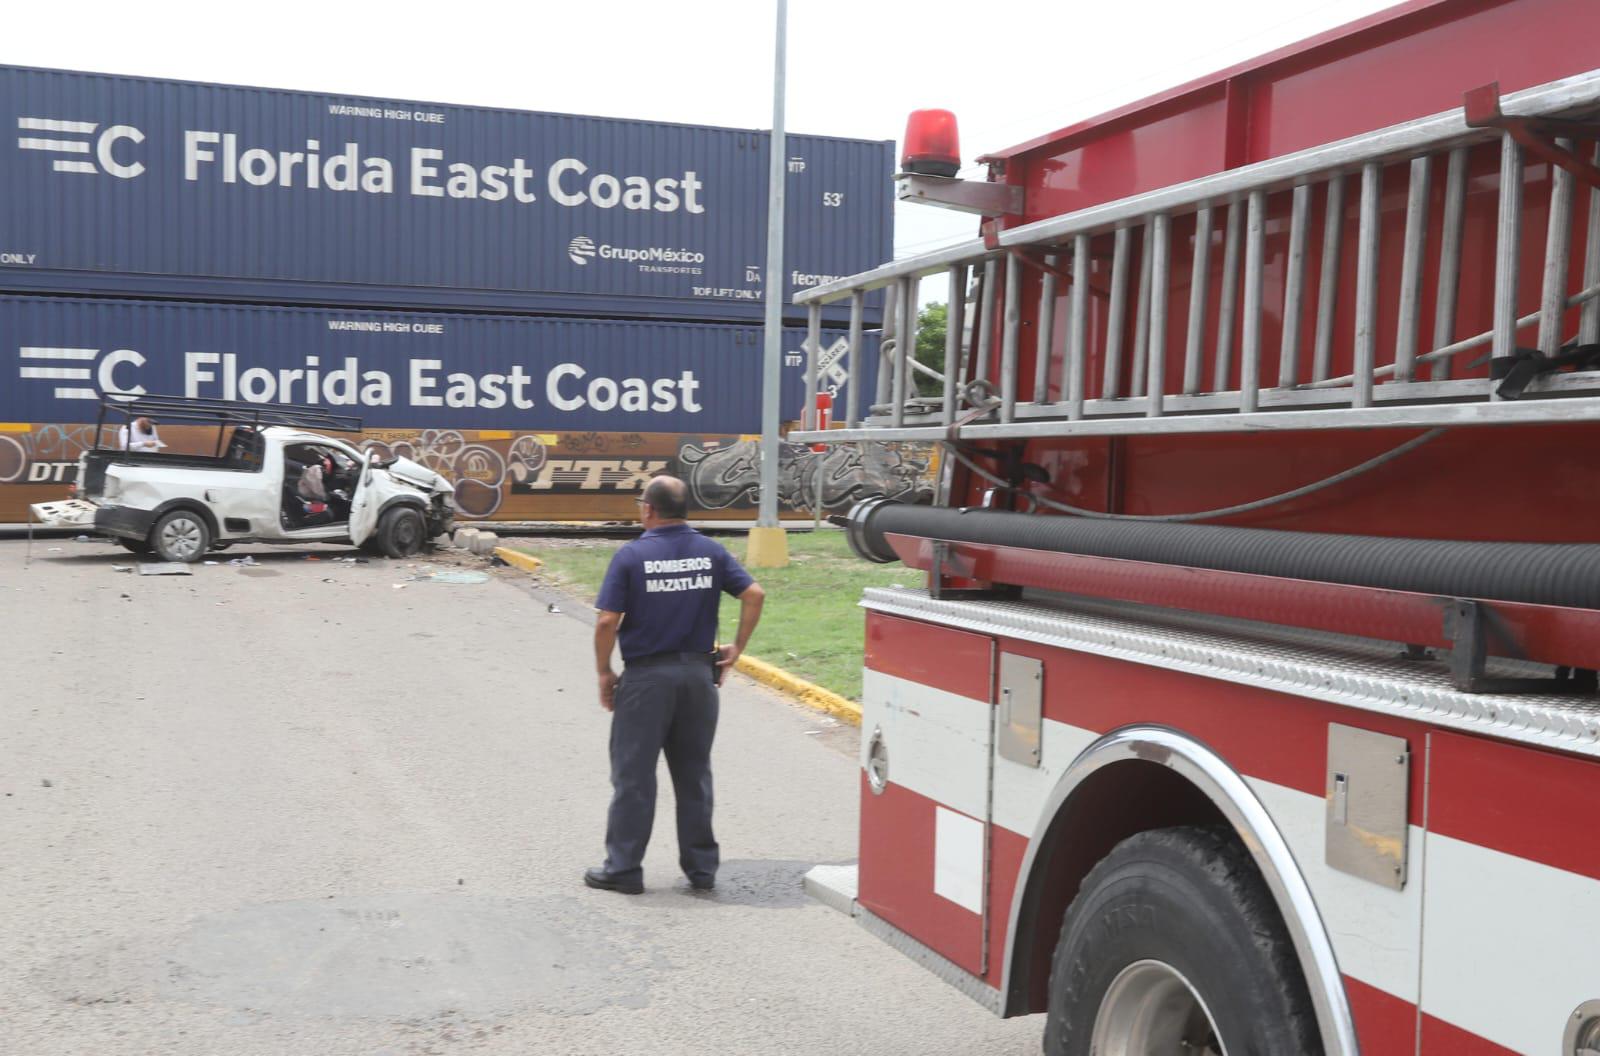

{"left": 1043, "top": 826, "right": 1321, "bottom": 1056}
{"left": 376, "top": 505, "right": 426, "bottom": 559}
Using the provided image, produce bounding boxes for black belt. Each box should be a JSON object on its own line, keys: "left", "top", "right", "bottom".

{"left": 625, "top": 651, "right": 716, "bottom": 669}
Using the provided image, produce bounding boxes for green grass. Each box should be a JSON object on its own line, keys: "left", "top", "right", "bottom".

{"left": 515, "top": 531, "right": 923, "bottom": 701}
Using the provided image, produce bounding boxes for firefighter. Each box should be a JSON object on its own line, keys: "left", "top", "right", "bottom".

{"left": 585, "top": 475, "right": 766, "bottom": 895}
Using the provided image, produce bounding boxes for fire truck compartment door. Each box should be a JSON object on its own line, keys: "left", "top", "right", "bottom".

{"left": 859, "top": 612, "right": 995, "bottom": 979}
{"left": 1418, "top": 731, "right": 1600, "bottom": 1054}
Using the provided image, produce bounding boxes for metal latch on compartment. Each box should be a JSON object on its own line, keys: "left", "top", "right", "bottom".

{"left": 998, "top": 653, "right": 1043, "bottom": 768}
{"left": 1324, "top": 723, "right": 1410, "bottom": 890}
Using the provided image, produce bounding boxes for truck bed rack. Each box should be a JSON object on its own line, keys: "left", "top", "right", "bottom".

{"left": 93, "top": 394, "right": 364, "bottom": 447}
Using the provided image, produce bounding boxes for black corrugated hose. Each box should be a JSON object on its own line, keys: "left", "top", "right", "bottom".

{"left": 853, "top": 501, "right": 1600, "bottom": 611}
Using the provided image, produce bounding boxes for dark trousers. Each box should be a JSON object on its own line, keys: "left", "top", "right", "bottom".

{"left": 603, "top": 657, "right": 720, "bottom": 885}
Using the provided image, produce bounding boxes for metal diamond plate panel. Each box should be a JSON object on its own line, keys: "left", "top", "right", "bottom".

{"left": 861, "top": 587, "right": 1600, "bottom": 759}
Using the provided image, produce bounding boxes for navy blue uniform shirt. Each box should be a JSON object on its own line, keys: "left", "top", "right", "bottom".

{"left": 596, "top": 523, "right": 755, "bottom": 661}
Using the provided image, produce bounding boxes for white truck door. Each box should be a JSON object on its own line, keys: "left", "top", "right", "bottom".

{"left": 348, "top": 456, "right": 380, "bottom": 545}
{"left": 208, "top": 455, "right": 281, "bottom": 538}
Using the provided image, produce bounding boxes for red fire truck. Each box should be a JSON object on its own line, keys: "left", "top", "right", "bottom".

{"left": 793, "top": 1, "right": 1600, "bottom": 1052}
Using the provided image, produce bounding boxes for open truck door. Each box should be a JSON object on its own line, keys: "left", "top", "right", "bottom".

{"left": 347, "top": 454, "right": 380, "bottom": 547}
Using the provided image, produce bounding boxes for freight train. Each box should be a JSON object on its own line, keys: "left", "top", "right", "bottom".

{"left": 0, "top": 295, "right": 929, "bottom": 524}
{"left": 0, "top": 62, "right": 919, "bottom": 524}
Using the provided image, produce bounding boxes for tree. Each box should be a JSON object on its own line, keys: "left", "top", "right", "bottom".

{"left": 912, "top": 301, "right": 947, "bottom": 397}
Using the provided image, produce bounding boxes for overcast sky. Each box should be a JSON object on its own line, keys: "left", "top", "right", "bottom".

{"left": 4, "top": 0, "right": 1401, "bottom": 281}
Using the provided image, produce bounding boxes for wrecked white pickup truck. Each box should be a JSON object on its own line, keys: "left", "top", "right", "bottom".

{"left": 30, "top": 397, "right": 454, "bottom": 563}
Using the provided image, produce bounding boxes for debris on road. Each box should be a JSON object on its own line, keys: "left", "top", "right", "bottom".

{"left": 399, "top": 564, "right": 489, "bottom": 585}
{"left": 227, "top": 556, "right": 258, "bottom": 567}
{"left": 138, "top": 563, "right": 192, "bottom": 576}
{"left": 547, "top": 602, "right": 562, "bottom": 613}
{"left": 111, "top": 565, "right": 133, "bottom": 573}
{"left": 417, "top": 570, "right": 489, "bottom": 585}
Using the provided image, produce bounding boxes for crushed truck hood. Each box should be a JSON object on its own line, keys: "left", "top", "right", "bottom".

{"left": 384, "top": 456, "right": 450, "bottom": 493}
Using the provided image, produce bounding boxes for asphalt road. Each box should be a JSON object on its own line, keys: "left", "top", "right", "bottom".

{"left": 0, "top": 538, "right": 1043, "bottom": 1056}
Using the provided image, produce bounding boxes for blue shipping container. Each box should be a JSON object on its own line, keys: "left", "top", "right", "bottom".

{"left": 0, "top": 295, "right": 879, "bottom": 434}
{"left": 0, "top": 65, "right": 890, "bottom": 323}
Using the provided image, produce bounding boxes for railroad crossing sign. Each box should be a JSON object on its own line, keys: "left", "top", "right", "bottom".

{"left": 786, "top": 337, "right": 852, "bottom": 395}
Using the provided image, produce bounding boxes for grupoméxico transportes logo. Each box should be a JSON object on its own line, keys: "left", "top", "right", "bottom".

{"left": 565, "top": 235, "right": 704, "bottom": 275}
{"left": 568, "top": 235, "right": 597, "bottom": 266}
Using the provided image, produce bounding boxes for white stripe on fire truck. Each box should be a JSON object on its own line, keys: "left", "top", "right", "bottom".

{"left": 1420, "top": 832, "right": 1600, "bottom": 1053}
{"left": 862, "top": 670, "right": 1425, "bottom": 1002}
{"left": 860, "top": 668, "right": 990, "bottom": 822}
{"left": 1246, "top": 778, "right": 1424, "bottom": 1005}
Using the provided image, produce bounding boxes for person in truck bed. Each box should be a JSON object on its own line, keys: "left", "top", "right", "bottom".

{"left": 117, "top": 417, "right": 163, "bottom": 453}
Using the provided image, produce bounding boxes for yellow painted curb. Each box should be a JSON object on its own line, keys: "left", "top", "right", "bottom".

{"left": 733, "top": 653, "right": 861, "bottom": 726}
{"left": 487, "top": 544, "right": 859, "bottom": 726}
{"left": 493, "top": 547, "right": 544, "bottom": 573}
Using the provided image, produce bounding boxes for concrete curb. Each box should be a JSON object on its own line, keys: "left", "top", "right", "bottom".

{"left": 491, "top": 545, "right": 861, "bottom": 726}
{"left": 493, "top": 547, "right": 544, "bottom": 574}
{"left": 732, "top": 654, "right": 862, "bottom": 726}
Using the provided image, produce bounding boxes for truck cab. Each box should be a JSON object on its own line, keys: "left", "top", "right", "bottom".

{"left": 33, "top": 397, "right": 454, "bottom": 562}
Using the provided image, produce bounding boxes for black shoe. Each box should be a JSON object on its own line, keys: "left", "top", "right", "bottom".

{"left": 583, "top": 867, "right": 643, "bottom": 895}
{"left": 688, "top": 876, "right": 715, "bottom": 892}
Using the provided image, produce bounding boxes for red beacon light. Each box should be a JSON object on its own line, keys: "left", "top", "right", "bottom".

{"left": 902, "top": 109, "right": 961, "bottom": 178}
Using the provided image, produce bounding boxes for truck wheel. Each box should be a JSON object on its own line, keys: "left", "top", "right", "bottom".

{"left": 1043, "top": 826, "right": 1321, "bottom": 1056}
{"left": 150, "top": 509, "right": 212, "bottom": 564}
{"left": 376, "top": 506, "right": 425, "bottom": 559}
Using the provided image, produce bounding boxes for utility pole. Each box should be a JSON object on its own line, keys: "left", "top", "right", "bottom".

{"left": 746, "top": 0, "right": 791, "bottom": 568}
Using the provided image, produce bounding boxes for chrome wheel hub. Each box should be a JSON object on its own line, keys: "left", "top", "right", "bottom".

{"left": 1091, "top": 960, "right": 1226, "bottom": 1056}
{"left": 159, "top": 517, "right": 203, "bottom": 561}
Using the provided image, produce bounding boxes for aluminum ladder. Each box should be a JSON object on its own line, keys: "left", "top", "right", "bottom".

{"left": 792, "top": 71, "right": 1600, "bottom": 444}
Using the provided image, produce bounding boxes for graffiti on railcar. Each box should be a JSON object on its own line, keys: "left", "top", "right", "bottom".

{"left": 677, "top": 439, "right": 934, "bottom": 511}
{"left": 3, "top": 424, "right": 936, "bottom": 522}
